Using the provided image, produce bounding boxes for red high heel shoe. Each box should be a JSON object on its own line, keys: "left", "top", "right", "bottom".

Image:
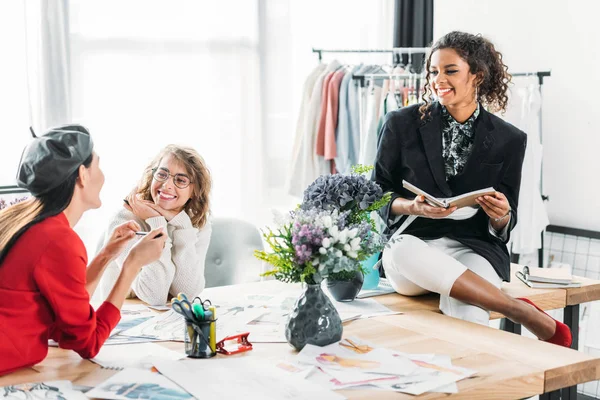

{"left": 518, "top": 297, "right": 572, "bottom": 348}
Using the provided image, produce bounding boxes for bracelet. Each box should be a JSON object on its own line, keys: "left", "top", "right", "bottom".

{"left": 493, "top": 210, "right": 511, "bottom": 222}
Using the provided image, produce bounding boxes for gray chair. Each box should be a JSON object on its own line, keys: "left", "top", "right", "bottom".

{"left": 204, "top": 217, "right": 265, "bottom": 288}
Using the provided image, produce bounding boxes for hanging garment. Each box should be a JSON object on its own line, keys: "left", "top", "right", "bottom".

{"left": 351, "top": 65, "right": 376, "bottom": 168}
{"left": 315, "top": 70, "right": 337, "bottom": 164}
{"left": 335, "top": 65, "right": 362, "bottom": 174}
{"left": 375, "top": 90, "right": 400, "bottom": 146}
{"left": 288, "top": 63, "right": 326, "bottom": 195}
{"left": 358, "top": 79, "right": 383, "bottom": 166}
{"left": 287, "top": 61, "right": 340, "bottom": 197}
{"left": 505, "top": 78, "right": 549, "bottom": 253}
{"left": 321, "top": 69, "right": 346, "bottom": 174}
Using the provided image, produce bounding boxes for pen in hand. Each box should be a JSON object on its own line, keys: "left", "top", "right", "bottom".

{"left": 135, "top": 231, "right": 164, "bottom": 238}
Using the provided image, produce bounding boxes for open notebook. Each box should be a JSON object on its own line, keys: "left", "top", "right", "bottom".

{"left": 356, "top": 278, "right": 396, "bottom": 298}
{"left": 515, "top": 265, "right": 582, "bottom": 288}
{"left": 402, "top": 180, "right": 495, "bottom": 209}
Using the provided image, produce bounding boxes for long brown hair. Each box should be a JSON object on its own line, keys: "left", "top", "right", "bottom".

{"left": 0, "top": 154, "right": 93, "bottom": 264}
{"left": 136, "top": 145, "right": 211, "bottom": 228}
{"left": 419, "top": 31, "right": 512, "bottom": 120}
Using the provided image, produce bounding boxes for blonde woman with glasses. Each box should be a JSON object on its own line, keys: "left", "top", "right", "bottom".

{"left": 98, "top": 145, "right": 212, "bottom": 306}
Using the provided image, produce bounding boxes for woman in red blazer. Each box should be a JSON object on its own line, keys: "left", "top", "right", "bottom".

{"left": 0, "top": 125, "right": 167, "bottom": 375}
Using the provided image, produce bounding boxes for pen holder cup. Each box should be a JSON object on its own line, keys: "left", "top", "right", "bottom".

{"left": 184, "top": 318, "right": 216, "bottom": 358}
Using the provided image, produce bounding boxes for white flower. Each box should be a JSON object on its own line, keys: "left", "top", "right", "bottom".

{"left": 343, "top": 244, "right": 351, "bottom": 251}
{"left": 347, "top": 251, "right": 358, "bottom": 259}
{"left": 328, "top": 225, "right": 339, "bottom": 241}
{"left": 347, "top": 228, "right": 358, "bottom": 239}
{"left": 313, "top": 259, "right": 319, "bottom": 266}
{"left": 319, "top": 247, "right": 327, "bottom": 255}
{"left": 322, "top": 238, "right": 331, "bottom": 248}
{"left": 335, "top": 249, "right": 342, "bottom": 257}
{"left": 322, "top": 216, "right": 333, "bottom": 228}
{"left": 337, "top": 229, "right": 348, "bottom": 244}
{"left": 350, "top": 237, "right": 361, "bottom": 250}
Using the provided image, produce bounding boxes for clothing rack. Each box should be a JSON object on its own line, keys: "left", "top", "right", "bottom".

{"left": 511, "top": 71, "right": 551, "bottom": 86}
{"left": 312, "top": 47, "right": 429, "bottom": 63}
{"left": 0, "top": 185, "right": 28, "bottom": 195}
{"left": 353, "top": 71, "right": 551, "bottom": 88}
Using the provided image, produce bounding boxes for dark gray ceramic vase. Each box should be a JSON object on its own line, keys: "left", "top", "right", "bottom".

{"left": 326, "top": 270, "right": 364, "bottom": 302}
{"left": 285, "top": 284, "right": 343, "bottom": 351}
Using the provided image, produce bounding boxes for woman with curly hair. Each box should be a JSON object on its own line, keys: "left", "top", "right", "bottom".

{"left": 98, "top": 145, "right": 212, "bottom": 306}
{"left": 374, "top": 31, "right": 571, "bottom": 346}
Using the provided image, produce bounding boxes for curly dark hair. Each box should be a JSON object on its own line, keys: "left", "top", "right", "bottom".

{"left": 419, "top": 31, "right": 511, "bottom": 120}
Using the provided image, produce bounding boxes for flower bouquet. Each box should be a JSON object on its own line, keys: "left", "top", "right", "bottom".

{"left": 254, "top": 166, "right": 390, "bottom": 350}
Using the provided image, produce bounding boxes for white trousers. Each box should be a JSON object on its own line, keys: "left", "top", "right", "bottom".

{"left": 382, "top": 235, "right": 502, "bottom": 325}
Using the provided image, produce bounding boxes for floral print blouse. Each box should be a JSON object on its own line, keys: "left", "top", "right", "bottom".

{"left": 441, "top": 103, "right": 480, "bottom": 179}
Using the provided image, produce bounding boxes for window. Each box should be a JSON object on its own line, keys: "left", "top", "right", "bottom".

{"left": 69, "top": 0, "right": 263, "bottom": 251}
{"left": 0, "top": 2, "right": 30, "bottom": 186}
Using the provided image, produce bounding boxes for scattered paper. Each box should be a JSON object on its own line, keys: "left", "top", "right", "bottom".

{"left": 374, "top": 353, "right": 475, "bottom": 395}
{"left": 120, "top": 304, "right": 155, "bottom": 317}
{"left": 0, "top": 381, "right": 87, "bottom": 400}
{"left": 147, "top": 304, "right": 171, "bottom": 311}
{"left": 298, "top": 343, "right": 418, "bottom": 377}
{"left": 217, "top": 302, "right": 279, "bottom": 342}
{"left": 285, "top": 337, "right": 475, "bottom": 395}
{"left": 329, "top": 297, "right": 400, "bottom": 320}
{"left": 103, "top": 335, "right": 164, "bottom": 346}
{"left": 86, "top": 368, "right": 192, "bottom": 400}
{"left": 119, "top": 310, "right": 185, "bottom": 341}
{"left": 154, "top": 358, "right": 346, "bottom": 400}
{"left": 356, "top": 278, "right": 396, "bottom": 299}
{"left": 111, "top": 316, "right": 154, "bottom": 336}
{"left": 91, "top": 343, "right": 185, "bottom": 370}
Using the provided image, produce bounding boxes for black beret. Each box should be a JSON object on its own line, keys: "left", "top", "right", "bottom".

{"left": 16, "top": 125, "right": 94, "bottom": 197}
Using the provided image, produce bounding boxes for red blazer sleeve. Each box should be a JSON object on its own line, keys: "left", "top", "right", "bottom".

{"left": 34, "top": 238, "right": 121, "bottom": 359}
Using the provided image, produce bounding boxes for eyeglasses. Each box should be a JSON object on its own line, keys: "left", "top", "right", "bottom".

{"left": 152, "top": 168, "right": 192, "bottom": 189}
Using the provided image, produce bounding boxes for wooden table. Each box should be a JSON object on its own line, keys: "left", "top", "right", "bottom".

{"left": 2, "top": 281, "right": 600, "bottom": 399}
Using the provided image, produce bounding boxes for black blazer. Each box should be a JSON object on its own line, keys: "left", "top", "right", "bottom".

{"left": 373, "top": 102, "right": 527, "bottom": 281}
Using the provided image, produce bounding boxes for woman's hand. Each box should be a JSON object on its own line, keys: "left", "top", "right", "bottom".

{"left": 124, "top": 227, "right": 167, "bottom": 271}
{"left": 409, "top": 195, "right": 457, "bottom": 219}
{"left": 476, "top": 191, "right": 511, "bottom": 230}
{"left": 142, "top": 201, "right": 179, "bottom": 222}
{"left": 101, "top": 220, "right": 140, "bottom": 262}
{"left": 125, "top": 191, "right": 161, "bottom": 220}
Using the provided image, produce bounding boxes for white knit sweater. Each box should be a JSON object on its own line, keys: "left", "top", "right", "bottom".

{"left": 98, "top": 208, "right": 212, "bottom": 306}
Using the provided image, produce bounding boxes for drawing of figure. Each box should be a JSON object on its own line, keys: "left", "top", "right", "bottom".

{"left": 103, "top": 383, "right": 192, "bottom": 399}
{"left": 115, "top": 317, "right": 152, "bottom": 332}
{"left": 138, "top": 311, "right": 185, "bottom": 341}
{"left": 2, "top": 383, "right": 66, "bottom": 399}
{"left": 316, "top": 353, "right": 380, "bottom": 369}
{"left": 217, "top": 306, "right": 246, "bottom": 316}
{"left": 390, "top": 371, "right": 442, "bottom": 390}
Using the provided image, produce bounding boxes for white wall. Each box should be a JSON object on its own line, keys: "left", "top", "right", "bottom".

{"left": 434, "top": 0, "right": 600, "bottom": 231}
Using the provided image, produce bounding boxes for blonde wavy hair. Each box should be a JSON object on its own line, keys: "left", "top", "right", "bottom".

{"left": 135, "top": 145, "right": 211, "bottom": 228}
